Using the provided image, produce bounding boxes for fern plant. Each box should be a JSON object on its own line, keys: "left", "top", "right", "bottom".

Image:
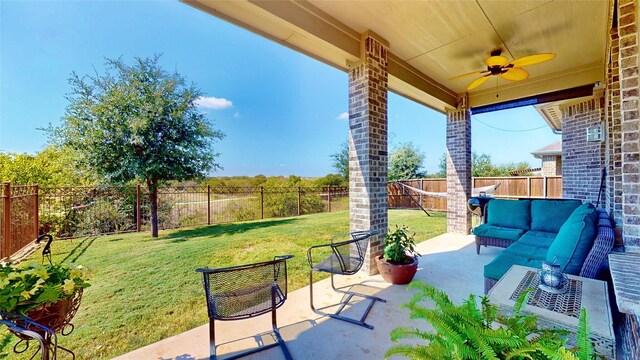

{"left": 385, "top": 281, "right": 599, "bottom": 360}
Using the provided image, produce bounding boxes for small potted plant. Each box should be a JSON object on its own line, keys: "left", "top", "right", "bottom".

{"left": 376, "top": 225, "right": 420, "bottom": 284}
{"left": 0, "top": 262, "right": 90, "bottom": 332}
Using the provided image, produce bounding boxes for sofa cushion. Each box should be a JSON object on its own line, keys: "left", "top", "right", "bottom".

{"left": 530, "top": 200, "right": 582, "bottom": 233}
{"left": 484, "top": 249, "right": 543, "bottom": 280}
{"left": 546, "top": 203, "right": 598, "bottom": 274}
{"left": 516, "top": 231, "right": 557, "bottom": 250}
{"left": 473, "top": 224, "right": 527, "bottom": 242}
{"left": 486, "top": 199, "right": 531, "bottom": 230}
{"left": 509, "top": 238, "right": 552, "bottom": 260}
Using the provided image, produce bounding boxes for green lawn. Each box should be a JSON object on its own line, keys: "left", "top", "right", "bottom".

{"left": 0, "top": 209, "right": 445, "bottom": 359}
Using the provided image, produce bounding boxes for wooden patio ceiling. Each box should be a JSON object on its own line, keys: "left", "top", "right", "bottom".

{"left": 183, "top": 0, "right": 609, "bottom": 114}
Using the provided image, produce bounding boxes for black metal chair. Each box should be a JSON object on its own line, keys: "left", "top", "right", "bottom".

{"left": 307, "top": 230, "right": 385, "bottom": 330}
{"left": 196, "top": 255, "right": 294, "bottom": 360}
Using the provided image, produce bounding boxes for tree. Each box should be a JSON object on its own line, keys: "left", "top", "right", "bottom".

{"left": 52, "top": 56, "right": 224, "bottom": 237}
{"left": 472, "top": 152, "right": 494, "bottom": 177}
{"left": 436, "top": 151, "right": 532, "bottom": 178}
{"left": 388, "top": 142, "right": 426, "bottom": 181}
{"left": 435, "top": 153, "right": 447, "bottom": 177}
{"left": 330, "top": 140, "right": 349, "bottom": 181}
{"left": 0, "top": 146, "right": 94, "bottom": 187}
{"left": 314, "top": 173, "right": 346, "bottom": 187}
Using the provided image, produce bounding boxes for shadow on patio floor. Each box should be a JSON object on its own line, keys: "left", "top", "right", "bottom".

{"left": 115, "top": 233, "right": 501, "bottom": 360}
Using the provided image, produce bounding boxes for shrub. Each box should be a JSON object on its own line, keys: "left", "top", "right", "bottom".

{"left": 386, "top": 281, "right": 598, "bottom": 360}
{"left": 383, "top": 225, "right": 420, "bottom": 264}
{"left": 76, "top": 197, "right": 135, "bottom": 235}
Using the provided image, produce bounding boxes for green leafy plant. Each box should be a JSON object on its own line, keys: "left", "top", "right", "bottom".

{"left": 385, "top": 281, "right": 599, "bottom": 360}
{"left": 383, "top": 225, "right": 420, "bottom": 264}
{"left": 0, "top": 262, "right": 91, "bottom": 314}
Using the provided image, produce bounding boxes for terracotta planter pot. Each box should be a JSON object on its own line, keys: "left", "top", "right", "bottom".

{"left": 375, "top": 255, "right": 418, "bottom": 285}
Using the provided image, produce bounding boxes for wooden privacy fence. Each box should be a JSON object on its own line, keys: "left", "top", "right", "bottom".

{"left": 1, "top": 183, "right": 39, "bottom": 260}
{"left": 388, "top": 176, "right": 563, "bottom": 211}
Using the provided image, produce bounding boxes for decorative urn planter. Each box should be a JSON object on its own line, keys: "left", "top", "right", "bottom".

{"left": 26, "top": 298, "right": 72, "bottom": 332}
{"left": 375, "top": 255, "right": 418, "bottom": 285}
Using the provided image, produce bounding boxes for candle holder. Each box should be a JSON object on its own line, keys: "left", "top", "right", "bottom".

{"left": 538, "top": 261, "right": 568, "bottom": 294}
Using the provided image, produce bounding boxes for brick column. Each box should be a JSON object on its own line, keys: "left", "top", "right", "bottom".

{"left": 348, "top": 32, "right": 388, "bottom": 274}
{"left": 445, "top": 97, "right": 471, "bottom": 234}
{"left": 561, "top": 95, "right": 606, "bottom": 204}
{"left": 607, "top": 25, "right": 623, "bottom": 229}
{"left": 618, "top": 0, "right": 640, "bottom": 250}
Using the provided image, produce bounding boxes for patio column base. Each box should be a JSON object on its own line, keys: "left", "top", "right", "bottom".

{"left": 348, "top": 31, "right": 389, "bottom": 275}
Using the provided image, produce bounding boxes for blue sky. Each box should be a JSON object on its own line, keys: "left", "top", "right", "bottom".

{"left": 0, "top": 1, "right": 559, "bottom": 177}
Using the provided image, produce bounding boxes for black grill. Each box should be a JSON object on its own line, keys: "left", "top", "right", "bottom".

{"left": 468, "top": 196, "right": 493, "bottom": 217}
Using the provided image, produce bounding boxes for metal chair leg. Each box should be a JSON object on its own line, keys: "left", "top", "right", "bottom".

{"left": 211, "top": 300, "right": 292, "bottom": 360}
{"left": 209, "top": 319, "right": 216, "bottom": 360}
{"left": 309, "top": 270, "right": 385, "bottom": 330}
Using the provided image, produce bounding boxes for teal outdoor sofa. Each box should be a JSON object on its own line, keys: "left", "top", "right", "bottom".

{"left": 473, "top": 198, "right": 615, "bottom": 294}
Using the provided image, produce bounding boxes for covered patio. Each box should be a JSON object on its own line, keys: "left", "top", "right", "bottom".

{"left": 115, "top": 232, "right": 493, "bottom": 359}
{"left": 158, "top": 0, "right": 638, "bottom": 358}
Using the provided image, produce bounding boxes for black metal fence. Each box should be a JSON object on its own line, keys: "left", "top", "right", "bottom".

{"left": 38, "top": 185, "right": 349, "bottom": 239}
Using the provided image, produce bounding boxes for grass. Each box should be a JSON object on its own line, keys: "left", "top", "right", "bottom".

{"left": 0, "top": 209, "right": 446, "bottom": 359}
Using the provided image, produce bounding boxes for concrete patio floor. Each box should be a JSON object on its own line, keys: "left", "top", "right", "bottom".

{"left": 114, "top": 233, "right": 501, "bottom": 360}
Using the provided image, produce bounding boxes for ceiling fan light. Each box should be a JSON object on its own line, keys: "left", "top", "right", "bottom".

{"left": 485, "top": 55, "right": 509, "bottom": 67}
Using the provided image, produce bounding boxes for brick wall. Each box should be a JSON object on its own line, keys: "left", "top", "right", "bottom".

{"left": 611, "top": 1, "right": 640, "bottom": 359}
{"left": 561, "top": 96, "right": 606, "bottom": 204}
{"left": 618, "top": 0, "right": 640, "bottom": 250}
{"left": 348, "top": 34, "right": 388, "bottom": 274}
{"left": 608, "top": 26, "right": 623, "bottom": 229}
{"left": 542, "top": 155, "right": 561, "bottom": 176}
{"left": 446, "top": 99, "right": 471, "bottom": 234}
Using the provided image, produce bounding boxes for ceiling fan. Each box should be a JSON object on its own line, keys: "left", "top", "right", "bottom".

{"left": 450, "top": 49, "right": 556, "bottom": 91}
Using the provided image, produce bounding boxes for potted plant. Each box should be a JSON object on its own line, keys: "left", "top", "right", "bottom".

{"left": 0, "top": 262, "right": 90, "bottom": 333}
{"left": 376, "top": 225, "right": 420, "bottom": 284}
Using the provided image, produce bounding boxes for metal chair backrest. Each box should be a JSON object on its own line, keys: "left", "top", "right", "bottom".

{"left": 196, "top": 256, "right": 292, "bottom": 321}
{"left": 329, "top": 230, "right": 378, "bottom": 275}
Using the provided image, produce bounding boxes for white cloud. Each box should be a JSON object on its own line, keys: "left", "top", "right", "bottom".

{"left": 233, "top": 112, "right": 241, "bottom": 119}
{"left": 279, "top": 164, "right": 285, "bottom": 167}
{"left": 336, "top": 112, "right": 348, "bottom": 120}
{"left": 195, "top": 96, "right": 233, "bottom": 110}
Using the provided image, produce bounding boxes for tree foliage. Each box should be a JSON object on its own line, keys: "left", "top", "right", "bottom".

{"left": 313, "top": 174, "right": 346, "bottom": 187}
{"left": 51, "top": 55, "right": 224, "bottom": 237}
{"left": 389, "top": 142, "right": 426, "bottom": 181}
{"left": 331, "top": 140, "right": 349, "bottom": 181}
{"left": 0, "top": 146, "right": 93, "bottom": 187}
{"left": 261, "top": 176, "right": 324, "bottom": 218}
{"left": 436, "top": 152, "right": 532, "bottom": 178}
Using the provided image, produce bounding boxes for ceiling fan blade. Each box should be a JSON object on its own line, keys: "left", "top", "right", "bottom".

{"left": 467, "top": 75, "right": 490, "bottom": 91}
{"left": 449, "top": 70, "right": 488, "bottom": 81}
{"left": 509, "top": 53, "right": 556, "bottom": 67}
{"left": 500, "top": 67, "right": 529, "bottom": 81}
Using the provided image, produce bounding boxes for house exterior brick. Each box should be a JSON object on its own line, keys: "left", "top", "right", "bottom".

{"left": 609, "top": 1, "right": 640, "bottom": 359}
{"left": 541, "top": 155, "right": 562, "bottom": 176}
{"left": 348, "top": 33, "right": 388, "bottom": 275}
{"left": 446, "top": 98, "right": 471, "bottom": 234}
{"left": 561, "top": 96, "right": 606, "bottom": 205}
{"left": 617, "top": 0, "right": 640, "bottom": 250}
{"left": 607, "top": 25, "right": 623, "bottom": 232}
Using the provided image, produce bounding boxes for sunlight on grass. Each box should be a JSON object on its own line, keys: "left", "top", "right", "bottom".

{"left": 0, "top": 209, "right": 445, "bottom": 359}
